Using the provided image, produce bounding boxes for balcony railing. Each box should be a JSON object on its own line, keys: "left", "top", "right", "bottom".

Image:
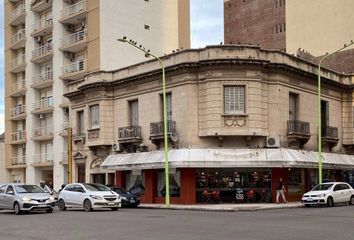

{"left": 61, "top": 0, "right": 86, "bottom": 19}
{"left": 10, "top": 29, "right": 26, "bottom": 45}
{"left": 11, "top": 105, "right": 26, "bottom": 118}
{"left": 10, "top": 80, "right": 26, "bottom": 94}
{"left": 32, "top": 17, "right": 52, "bottom": 33}
{"left": 322, "top": 126, "right": 339, "bottom": 139}
{"left": 150, "top": 120, "right": 176, "bottom": 136}
{"left": 118, "top": 126, "right": 142, "bottom": 140}
{"left": 11, "top": 130, "right": 26, "bottom": 142}
{"left": 33, "top": 125, "right": 54, "bottom": 138}
{"left": 11, "top": 156, "right": 26, "bottom": 166}
{"left": 33, "top": 153, "right": 53, "bottom": 164}
{"left": 32, "top": 43, "right": 53, "bottom": 59}
{"left": 32, "top": 97, "right": 54, "bottom": 111}
{"left": 287, "top": 120, "right": 310, "bottom": 135}
{"left": 62, "top": 29, "right": 87, "bottom": 47}
{"left": 62, "top": 59, "right": 87, "bottom": 75}
{"left": 10, "top": 4, "right": 25, "bottom": 23}
{"left": 11, "top": 54, "right": 26, "bottom": 70}
{"left": 31, "top": 0, "right": 52, "bottom": 8}
{"left": 32, "top": 70, "right": 53, "bottom": 85}
{"left": 73, "top": 132, "right": 86, "bottom": 142}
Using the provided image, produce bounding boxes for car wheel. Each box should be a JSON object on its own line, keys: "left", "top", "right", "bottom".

{"left": 111, "top": 207, "right": 119, "bottom": 211}
{"left": 58, "top": 199, "right": 67, "bottom": 211}
{"left": 327, "top": 196, "right": 334, "bottom": 207}
{"left": 83, "top": 199, "right": 92, "bottom": 212}
{"left": 14, "top": 202, "right": 21, "bottom": 215}
{"left": 349, "top": 196, "right": 354, "bottom": 205}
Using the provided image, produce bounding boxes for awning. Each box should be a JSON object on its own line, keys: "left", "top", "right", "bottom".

{"left": 100, "top": 148, "right": 354, "bottom": 171}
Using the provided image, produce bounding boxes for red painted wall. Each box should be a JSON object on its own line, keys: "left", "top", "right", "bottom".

{"left": 180, "top": 168, "right": 196, "bottom": 204}
{"left": 115, "top": 171, "right": 126, "bottom": 188}
{"left": 140, "top": 169, "right": 156, "bottom": 203}
{"left": 271, "top": 168, "right": 288, "bottom": 203}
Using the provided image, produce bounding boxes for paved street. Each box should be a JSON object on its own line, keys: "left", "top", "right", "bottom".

{"left": 0, "top": 206, "right": 353, "bottom": 240}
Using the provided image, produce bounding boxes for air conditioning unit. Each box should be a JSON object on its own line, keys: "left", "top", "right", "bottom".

{"left": 39, "top": 114, "right": 45, "bottom": 119}
{"left": 35, "top": 36, "right": 43, "bottom": 44}
{"left": 64, "top": 24, "right": 75, "bottom": 32}
{"left": 266, "top": 136, "right": 280, "bottom": 148}
{"left": 112, "top": 143, "right": 120, "bottom": 153}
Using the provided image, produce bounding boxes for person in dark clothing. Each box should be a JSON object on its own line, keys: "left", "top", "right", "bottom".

{"left": 276, "top": 178, "right": 287, "bottom": 203}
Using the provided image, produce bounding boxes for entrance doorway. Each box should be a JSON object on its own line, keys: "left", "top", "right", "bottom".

{"left": 77, "top": 164, "right": 85, "bottom": 183}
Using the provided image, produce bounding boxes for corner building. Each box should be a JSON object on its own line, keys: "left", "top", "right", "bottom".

{"left": 4, "top": 0, "right": 190, "bottom": 190}
{"left": 65, "top": 45, "right": 354, "bottom": 204}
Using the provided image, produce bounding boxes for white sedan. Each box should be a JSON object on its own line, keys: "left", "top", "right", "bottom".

{"left": 58, "top": 183, "right": 121, "bottom": 212}
{"left": 302, "top": 182, "right": 354, "bottom": 207}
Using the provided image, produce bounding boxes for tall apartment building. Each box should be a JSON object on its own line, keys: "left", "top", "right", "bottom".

{"left": 224, "top": 0, "right": 354, "bottom": 56}
{"left": 4, "top": 0, "right": 190, "bottom": 190}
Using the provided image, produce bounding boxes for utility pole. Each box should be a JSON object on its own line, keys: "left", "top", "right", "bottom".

{"left": 68, "top": 127, "right": 73, "bottom": 184}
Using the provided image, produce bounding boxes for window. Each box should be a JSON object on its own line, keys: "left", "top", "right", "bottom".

{"left": 77, "top": 111, "right": 84, "bottom": 134}
{"left": 160, "top": 93, "right": 172, "bottom": 120}
{"left": 129, "top": 100, "right": 139, "bottom": 126}
{"left": 0, "top": 185, "right": 7, "bottom": 194}
{"left": 6, "top": 186, "right": 14, "bottom": 195}
{"left": 340, "top": 184, "right": 349, "bottom": 190}
{"left": 90, "top": 105, "right": 100, "bottom": 129}
{"left": 289, "top": 93, "right": 298, "bottom": 120}
{"left": 157, "top": 170, "right": 180, "bottom": 197}
{"left": 224, "top": 86, "right": 245, "bottom": 114}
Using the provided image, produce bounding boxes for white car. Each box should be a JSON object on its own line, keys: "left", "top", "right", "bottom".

{"left": 302, "top": 182, "right": 354, "bottom": 207}
{"left": 58, "top": 183, "right": 121, "bottom": 212}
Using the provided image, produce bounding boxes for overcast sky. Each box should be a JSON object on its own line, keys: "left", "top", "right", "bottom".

{"left": 0, "top": 0, "right": 224, "bottom": 133}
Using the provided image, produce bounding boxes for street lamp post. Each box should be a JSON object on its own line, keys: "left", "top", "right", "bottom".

{"left": 117, "top": 37, "right": 170, "bottom": 207}
{"left": 317, "top": 40, "right": 354, "bottom": 184}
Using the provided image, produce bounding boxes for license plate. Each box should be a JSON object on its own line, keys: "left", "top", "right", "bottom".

{"left": 130, "top": 200, "right": 135, "bottom": 203}
{"left": 38, "top": 205, "right": 48, "bottom": 207}
{"left": 107, "top": 202, "right": 115, "bottom": 205}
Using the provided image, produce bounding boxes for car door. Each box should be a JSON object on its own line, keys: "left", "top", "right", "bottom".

{"left": 73, "top": 185, "right": 86, "bottom": 206}
{"left": 340, "top": 184, "right": 351, "bottom": 202}
{"left": 3, "top": 185, "right": 15, "bottom": 209}
{"left": 332, "top": 184, "right": 342, "bottom": 203}
{"left": 0, "top": 185, "right": 7, "bottom": 209}
{"left": 61, "top": 185, "right": 78, "bottom": 207}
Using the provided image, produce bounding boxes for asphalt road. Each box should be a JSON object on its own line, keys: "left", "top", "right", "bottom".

{"left": 0, "top": 205, "right": 353, "bottom": 240}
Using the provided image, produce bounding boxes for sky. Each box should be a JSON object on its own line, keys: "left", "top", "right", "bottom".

{"left": 0, "top": 0, "right": 224, "bottom": 134}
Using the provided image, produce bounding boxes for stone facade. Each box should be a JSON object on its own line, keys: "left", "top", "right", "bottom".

{"left": 65, "top": 45, "right": 354, "bottom": 184}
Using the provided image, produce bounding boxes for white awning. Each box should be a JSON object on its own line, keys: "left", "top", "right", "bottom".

{"left": 100, "top": 148, "right": 354, "bottom": 171}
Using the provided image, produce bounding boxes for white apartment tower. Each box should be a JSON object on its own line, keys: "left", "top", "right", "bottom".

{"left": 4, "top": 0, "right": 190, "bottom": 190}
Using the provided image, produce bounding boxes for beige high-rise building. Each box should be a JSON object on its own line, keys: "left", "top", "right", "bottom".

{"left": 224, "top": 0, "right": 354, "bottom": 56}
{"left": 4, "top": 0, "right": 190, "bottom": 190}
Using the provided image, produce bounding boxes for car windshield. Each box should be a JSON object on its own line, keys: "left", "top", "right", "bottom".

{"left": 15, "top": 185, "right": 45, "bottom": 194}
{"left": 83, "top": 184, "right": 110, "bottom": 192}
{"left": 311, "top": 183, "right": 334, "bottom": 191}
{"left": 113, "top": 188, "right": 127, "bottom": 194}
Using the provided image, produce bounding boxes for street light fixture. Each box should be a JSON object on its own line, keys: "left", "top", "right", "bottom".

{"left": 117, "top": 37, "right": 170, "bottom": 207}
{"left": 317, "top": 40, "right": 354, "bottom": 184}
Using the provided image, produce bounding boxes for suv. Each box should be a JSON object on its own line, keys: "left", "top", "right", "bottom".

{"left": 58, "top": 183, "right": 121, "bottom": 212}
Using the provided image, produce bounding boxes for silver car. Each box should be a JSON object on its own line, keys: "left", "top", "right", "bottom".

{"left": 0, "top": 184, "right": 56, "bottom": 215}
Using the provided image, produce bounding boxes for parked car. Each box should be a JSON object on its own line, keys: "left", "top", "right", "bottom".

{"left": 110, "top": 187, "right": 140, "bottom": 207}
{"left": 301, "top": 182, "right": 354, "bottom": 207}
{"left": 58, "top": 183, "right": 121, "bottom": 212}
{"left": 0, "top": 184, "right": 56, "bottom": 215}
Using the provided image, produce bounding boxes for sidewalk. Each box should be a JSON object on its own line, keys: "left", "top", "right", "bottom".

{"left": 140, "top": 202, "right": 302, "bottom": 212}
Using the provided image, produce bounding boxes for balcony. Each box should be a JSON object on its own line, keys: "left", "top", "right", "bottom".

{"left": 10, "top": 4, "right": 25, "bottom": 26}
{"left": 73, "top": 132, "right": 86, "bottom": 143}
{"left": 322, "top": 126, "right": 339, "bottom": 149}
{"left": 60, "top": 0, "right": 87, "bottom": 24}
{"left": 10, "top": 130, "right": 26, "bottom": 144}
{"left": 60, "top": 29, "right": 88, "bottom": 52}
{"left": 10, "top": 105, "right": 26, "bottom": 120}
{"left": 61, "top": 59, "right": 87, "bottom": 80}
{"left": 32, "top": 125, "right": 54, "bottom": 141}
{"left": 31, "top": 43, "right": 53, "bottom": 63}
{"left": 32, "top": 153, "right": 54, "bottom": 167}
{"left": 10, "top": 29, "right": 26, "bottom": 50}
{"left": 149, "top": 120, "right": 178, "bottom": 147}
{"left": 31, "top": 17, "right": 53, "bottom": 37}
{"left": 31, "top": 70, "right": 53, "bottom": 89}
{"left": 31, "top": 98, "right": 54, "bottom": 114}
{"left": 287, "top": 120, "right": 311, "bottom": 147}
{"left": 10, "top": 54, "right": 26, "bottom": 73}
{"left": 10, "top": 80, "right": 26, "bottom": 96}
{"left": 118, "top": 126, "right": 142, "bottom": 144}
{"left": 31, "top": 0, "right": 52, "bottom": 13}
{"left": 9, "top": 156, "right": 26, "bottom": 168}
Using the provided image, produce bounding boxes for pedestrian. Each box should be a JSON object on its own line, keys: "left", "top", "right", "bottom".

{"left": 39, "top": 180, "right": 53, "bottom": 194}
{"left": 276, "top": 177, "right": 287, "bottom": 203}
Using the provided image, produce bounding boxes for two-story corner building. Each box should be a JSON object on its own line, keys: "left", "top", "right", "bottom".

{"left": 64, "top": 45, "right": 354, "bottom": 204}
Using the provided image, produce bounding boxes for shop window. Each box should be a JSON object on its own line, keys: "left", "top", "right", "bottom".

{"left": 157, "top": 170, "right": 180, "bottom": 197}
{"left": 224, "top": 85, "right": 245, "bottom": 115}
{"left": 288, "top": 169, "right": 305, "bottom": 195}
{"left": 126, "top": 171, "right": 145, "bottom": 196}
